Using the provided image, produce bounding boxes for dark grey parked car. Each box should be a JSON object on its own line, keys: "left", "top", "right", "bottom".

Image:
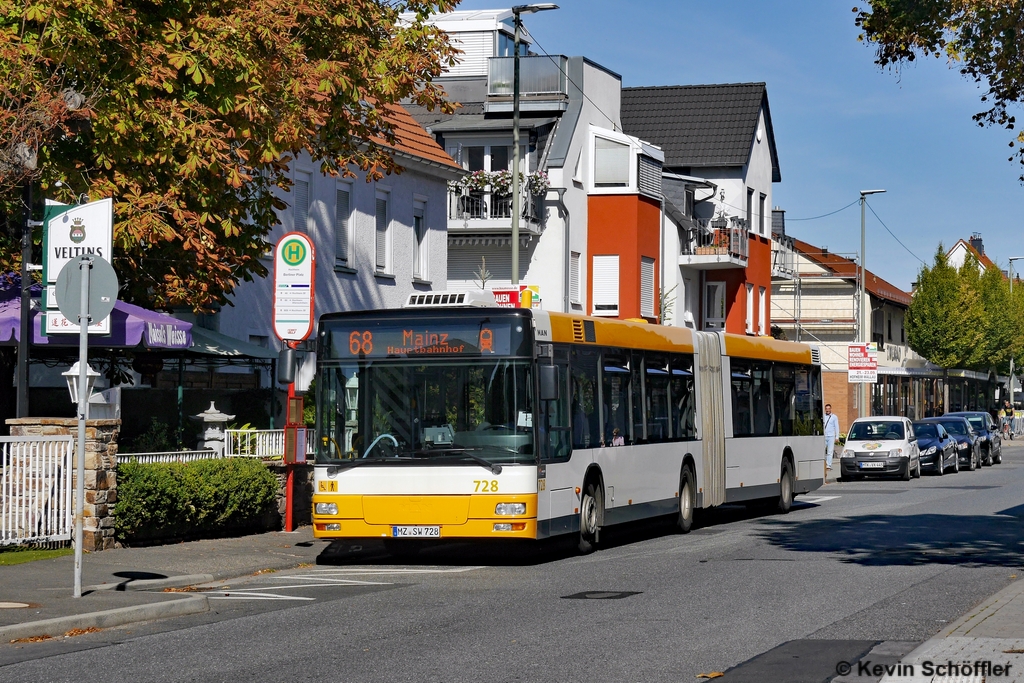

{"left": 945, "top": 411, "right": 1002, "bottom": 465}
{"left": 912, "top": 421, "right": 958, "bottom": 475}
{"left": 918, "top": 416, "right": 980, "bottom": 471}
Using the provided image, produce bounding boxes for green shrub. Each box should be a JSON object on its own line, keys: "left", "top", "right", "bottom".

{"left": 115, "top": 458, "right": 278, "bottom": 543}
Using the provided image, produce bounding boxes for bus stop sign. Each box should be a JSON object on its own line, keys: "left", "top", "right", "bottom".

{"left": 273, "top": 232, "right": 316, "bottom": 342}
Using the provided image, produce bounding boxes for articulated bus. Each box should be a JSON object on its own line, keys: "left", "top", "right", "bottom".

{"left": 312, "top": 293, "right": 825, "bottom": 552}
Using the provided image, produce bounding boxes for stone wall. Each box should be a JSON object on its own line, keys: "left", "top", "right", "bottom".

{"left": 265, "top": 462, "right": 313, "bottom": 527}
{"left": 6, "top": 418, "right": 120, "bottom": 551}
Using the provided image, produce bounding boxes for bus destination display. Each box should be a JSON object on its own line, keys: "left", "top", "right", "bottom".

{"left": 325, "top": 319, "right": 527, "bottom": 358}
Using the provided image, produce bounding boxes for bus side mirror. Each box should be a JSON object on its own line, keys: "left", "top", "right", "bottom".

{"left": 539, "top": 365, "right": 559, "bottom": 401}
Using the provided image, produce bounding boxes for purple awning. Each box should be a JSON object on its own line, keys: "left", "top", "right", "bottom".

{"left": 0, "top": 276, "right": 192, "bottom": 349}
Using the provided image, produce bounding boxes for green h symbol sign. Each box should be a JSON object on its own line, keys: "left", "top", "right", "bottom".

{"left": 282, "top": 239, "right": 306, "bottom": 266}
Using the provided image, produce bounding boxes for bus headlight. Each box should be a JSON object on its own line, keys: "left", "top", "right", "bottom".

{"left": 495, "top": 503, "right": 526, "bottom": 516}
{"left": 315, "top": 502, "right": 338, "bottom": 515}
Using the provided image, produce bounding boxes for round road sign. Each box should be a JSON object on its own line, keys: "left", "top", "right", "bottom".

{"left": 55, "top": 256, "right": 119, "bottom": 324}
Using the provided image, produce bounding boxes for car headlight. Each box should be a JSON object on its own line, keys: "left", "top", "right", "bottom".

{"left": 495, "top": 502, "right": 526, "bottom": 516}
{"left": 978, "top": 435, "right": 987, "bottom": 441}
{"left": 958, "top": 442, "right": 968, "bottom": 450}
{"left": 315, "top": 502, "right": 338, "bottom": 515}
{"left": 888, "top": 448, "right": 902, "bottom": 457}
{"left": 923, "top": 446, "right": 937, "bottom": 455}
{"left": 842, "top": 448, "right": 855, "bottom": 457}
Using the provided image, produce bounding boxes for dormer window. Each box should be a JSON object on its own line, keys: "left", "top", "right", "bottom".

{"left": 587, "top": 126, "right": 664, "bottom": 197}
{"left": 594, "top": 137, "right": 630, "bottom": 187}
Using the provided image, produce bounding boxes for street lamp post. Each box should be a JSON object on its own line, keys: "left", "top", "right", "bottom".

{"left": 1008, "top": 257, "right": 1024, "bottom": 416}
{"left": 511, "top": 3, "right": 557, "bottom": 288}
{"left": 859, "top": 189, "right": 885, "bottom": 418}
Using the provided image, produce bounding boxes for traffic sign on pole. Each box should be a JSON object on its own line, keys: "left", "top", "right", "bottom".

{"left": 272, "top": 232, "right": 316, "bottom": 342}
{"left": 55, "top": 256, "right": 118, "bottom": 324}
{"left": 44, "top": 198, "right": 114, "bottom": 334}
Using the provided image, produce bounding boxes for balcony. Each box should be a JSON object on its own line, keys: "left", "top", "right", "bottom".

{"left": 771, "top": 234, "right": 797, "bottom": 280}
{"left": 486, "top": 56, "right": 569, "bottom": 113}
{"left": 680, "top": 219, "right": 749, "bottom": 269}
{"left": 448, "top": 189, "right": 543, "bottom": 234}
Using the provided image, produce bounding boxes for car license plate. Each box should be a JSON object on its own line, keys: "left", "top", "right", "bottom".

{"left": 392, "top": 526, "right": 440, "bottom": 538}
{"left": 859, "top": 461, "right": 884, "bottom": 469}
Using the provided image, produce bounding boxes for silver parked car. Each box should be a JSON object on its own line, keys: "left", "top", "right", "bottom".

{"left": 840, "top": 416, "right": 921, "bottom": 481}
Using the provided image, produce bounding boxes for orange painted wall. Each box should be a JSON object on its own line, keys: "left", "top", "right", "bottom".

{"left": 587, "top": 194, "right": 661, "bottom": 321}
{"left": 705, "top": 234, "right": 773, "bottom": 335}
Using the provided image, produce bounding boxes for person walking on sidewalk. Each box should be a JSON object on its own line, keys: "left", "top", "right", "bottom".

{"left": 824, "top": 404, "right": 840, "bottom": 470}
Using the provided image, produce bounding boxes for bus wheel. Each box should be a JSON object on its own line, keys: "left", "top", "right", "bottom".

{"left": 578, "top": 482, "right": 602, "bottom": 554}
{"left": 676, "top": 465, "right": 696, "bottom": 534}
{"left": 777, "top": 460, "right": 794, "bottom": 514}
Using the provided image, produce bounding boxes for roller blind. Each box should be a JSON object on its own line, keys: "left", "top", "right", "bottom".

{"left": 592, "top": 255, "right": 619, "bottom": 315}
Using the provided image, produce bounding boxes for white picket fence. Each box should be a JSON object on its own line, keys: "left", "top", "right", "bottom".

{"left": 225, "top": 429, "right": 316, "bottom": 459}
{"left": 122, "top": 450, "right": 219, "bottom": 464}
{"left": 1, "top": 436, "right": 75, "bottom": 546}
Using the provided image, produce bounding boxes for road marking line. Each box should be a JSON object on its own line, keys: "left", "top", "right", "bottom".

{"left": 303, "top": 567, "right": 484, "bottom": 576}
{"left": 800, "top": 495, "right": 841, "bottom": 503}
{"left": 207, "top": 591, "right": 316, "bottom": 601}
{"left": 246, "top": 580, "right": 392, "bottom": 589}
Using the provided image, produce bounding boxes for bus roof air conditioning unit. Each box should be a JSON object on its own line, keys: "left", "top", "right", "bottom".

{"left": 404, "top": 290, "right": 497, "bottom": 308}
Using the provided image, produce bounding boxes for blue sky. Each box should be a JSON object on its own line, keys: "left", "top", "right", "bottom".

{"left": 450, "top": 0, "right": 1024, "bottom": 290}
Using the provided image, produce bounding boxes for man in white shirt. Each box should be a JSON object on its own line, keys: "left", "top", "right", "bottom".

{"left": 824, "top": 403, "right": 840, "bottom": 470}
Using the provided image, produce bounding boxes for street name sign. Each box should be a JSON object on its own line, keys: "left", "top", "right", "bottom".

{"left": 43, "top": 198, "right": 114, "bottom": 334}
{"left": 273, "top": 232, "right": 316, "bottom": 342}
{"left": 848, "top": 342, "right": 878, "bottom": 383}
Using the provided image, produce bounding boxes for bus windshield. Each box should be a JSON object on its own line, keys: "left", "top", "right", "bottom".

{"left": 316, "top": 359, "right": 534, "bottom": 466}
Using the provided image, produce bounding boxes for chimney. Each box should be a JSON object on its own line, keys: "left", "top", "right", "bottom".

{"left": 771, "top": 206, "right": 786, "bottom": 237}
{"left": 970, "top": 232, "right": 985, "bottom": 256}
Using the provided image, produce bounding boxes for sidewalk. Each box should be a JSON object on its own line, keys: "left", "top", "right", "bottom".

{"left": 879, "top": 577, "right": 1024, "bottom": 682}
{"left": 0, "top": 527, "right": 328, "bottom": 642}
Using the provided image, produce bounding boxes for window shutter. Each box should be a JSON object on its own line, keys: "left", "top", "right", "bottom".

{"left": 570, "top": 251, "right": 581, "bottom": 304}
{"left": 592, "top": 255, "right": 619, "bottom": 316}
{"left": 594, "top": 137, "right": 630, "bottom": 186}
{"left": 294, "top": 177, "right": 309, "bottom": 232}
{"left": 335, "top": 188, "right": 350, "bottom": 264}
{"left": 375, "top": 196, "right": 388, "bottom": 271}
{"left": 641, "top": 257, "right": 655, "bottom": 317}
{"left": 746, "top": 283, "right": 754, "bottom": 334}
{"left": 413, "top": 203, "right": 425, "bottom": 279}
{"left": 758, "top": 286, "right": 766, "bottom": 335}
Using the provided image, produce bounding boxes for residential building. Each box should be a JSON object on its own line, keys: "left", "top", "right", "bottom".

{"left": 620, "top": 83, "right": 783, "bottom": 334}
{"left": 947, "top": 233, "right": 997, "bottom": 271}
{"left": 219, "top": 104, "right": 463, "bottom": 348}
{"left": 407, "top": 9, "right": 665, "bottom": 321}
{"left": 771, "top": 236, "right": 994, "bottom": 428}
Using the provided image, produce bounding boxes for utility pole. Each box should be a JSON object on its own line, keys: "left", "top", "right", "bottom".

{"left": 17, "top": 182, "right": 34, "bottom": 417}
{"left": 859, "top": 189, "right": 885, "bottom": 417}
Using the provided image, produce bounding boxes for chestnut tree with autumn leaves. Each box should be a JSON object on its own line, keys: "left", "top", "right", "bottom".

{"left": 0, "top": 0, "right": 459, "bottom": 310}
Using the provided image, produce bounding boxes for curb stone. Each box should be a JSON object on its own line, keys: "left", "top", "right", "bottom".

{"left": 0, "top": 595, "right": 209, "bottom": 643}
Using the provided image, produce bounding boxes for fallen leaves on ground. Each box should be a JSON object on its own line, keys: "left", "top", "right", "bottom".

{"left": 697, "top": 674, "right": 724, "bottom": 680}
{"left": 64, "top": 627, "right": 101, "bottom": 638}
{"left": 10, "top": 635, "right": 53, "bottom": 643}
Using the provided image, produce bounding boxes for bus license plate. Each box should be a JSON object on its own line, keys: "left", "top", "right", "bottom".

{"left": 392, "top": 526, "right": 440, "bottom": 538}
{"left": 859, "top": 461, "right": 884, "bottom": 469}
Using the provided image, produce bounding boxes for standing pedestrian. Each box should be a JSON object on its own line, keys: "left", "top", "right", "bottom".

{"left": 824, "top": 403, "right": 840, "bottom": 470}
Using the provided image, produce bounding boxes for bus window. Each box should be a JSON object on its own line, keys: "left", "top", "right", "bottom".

{"left": 731, "top": 359, "right": 753, "bottom": 436}
{"left": 645, "top": 354, "right": 671, "bottom": 443}
{"left": 794, "top": 365, "right": 822, "bottom": 435}
{"left": 602, "top": 353, "right": 631, "bottom": 445}
{"left": 571, "top": 347, "right": 600, "bottom": 449}
{"left": 540, "top": 362, "right": 571, "bottom": 462}
{"left": 671, "top": 355, "right": 696, "bottom": 439}
{"left": 632, "top": 351, "right": 646, "bottom": 442}
{"left": 772, "top": 363, "right": 796, "bottom": 436}
{"left": 752, "top": 361, "right": 773, "bottom": 436}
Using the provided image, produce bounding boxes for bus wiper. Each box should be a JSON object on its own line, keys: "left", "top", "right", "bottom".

{"left": 452, "top": 451, "right": 503, "bottom": 475}
{"left": 329, "top": 456, "right": 412, "bottom": 472}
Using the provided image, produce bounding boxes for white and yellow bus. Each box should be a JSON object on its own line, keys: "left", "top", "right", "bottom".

{"left": 312, "top": 295, "right": 825, "bottom": 552}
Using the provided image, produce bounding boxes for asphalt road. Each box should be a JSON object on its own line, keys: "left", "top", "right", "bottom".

{"left": 3, "top": 442, "right": 1024, "bottom": 683}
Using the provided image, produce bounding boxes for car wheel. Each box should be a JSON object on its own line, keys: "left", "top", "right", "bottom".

{"left": 578, "top": 481, "right": 601, "bottom": 554}
{"left": 994, "top": 446, "right": 1002, "bottom": 465}
{"left": 969, "top": 447, "right": 978, "bottom": 471}
{"left": 901, "top": 459, "right": 911, "bottom": 481}
{"left": 935, "top": 454, "right": 944, "bottom": 476}
{"left": 952, "top": 452, "right": 959, "bottom": 474}
{"left": 676, "top": 465, "right": 696, "bottom": 534}
{"left": 912, "top": 455, "right": 921, "bottom": 479}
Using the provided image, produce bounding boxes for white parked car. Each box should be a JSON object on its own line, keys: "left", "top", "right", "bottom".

{"left": 840, "top": 416, "right": 921, "bottom": 481}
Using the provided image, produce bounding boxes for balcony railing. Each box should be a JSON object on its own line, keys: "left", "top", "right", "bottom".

{"left": 488, "top": 56, "right": 569, "bottom": 97}
{"left": 683, "top": 224, "right": 749, "bottom": 261}
{"left": 449, "top": 189, "right": 540, "bottom": 223}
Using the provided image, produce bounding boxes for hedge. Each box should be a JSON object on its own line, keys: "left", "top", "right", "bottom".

{"left": 115, "top": 458, "right": 279, "bottom": 543}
